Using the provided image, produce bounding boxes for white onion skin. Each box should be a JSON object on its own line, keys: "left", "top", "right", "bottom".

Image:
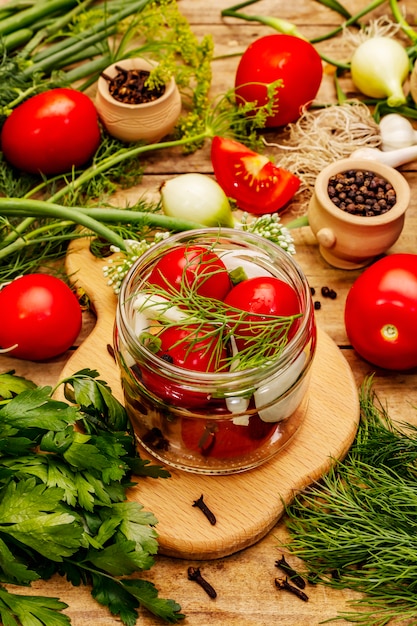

{"left": 350, "top": 37, "right": 409, "bottom": 107}
{"left": 161, "top": 173, "right": 235, "bottom": 227}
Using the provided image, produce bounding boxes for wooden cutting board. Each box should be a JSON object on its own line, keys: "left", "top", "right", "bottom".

{"left": 60, "top": 237, "right": 360, "bottom": 560}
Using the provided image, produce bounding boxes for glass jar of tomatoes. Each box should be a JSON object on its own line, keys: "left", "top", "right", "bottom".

{"left": 114, "top": 229, "right": 316, "bottom": 475}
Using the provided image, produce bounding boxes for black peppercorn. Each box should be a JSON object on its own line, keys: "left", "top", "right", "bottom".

{"left": 327, "top": 169, "right": 396, "bottom": 217}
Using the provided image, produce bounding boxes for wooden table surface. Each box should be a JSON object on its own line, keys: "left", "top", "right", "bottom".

{"left": 2, "top": 0, "right": 417, "bottom": 624}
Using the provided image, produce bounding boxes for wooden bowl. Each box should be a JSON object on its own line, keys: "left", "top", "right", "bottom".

{"left": 308, "top": 158, "right": 411, "bottom": 269}
{"left": 95, "top": 57, "right": 182, "bottom": 143}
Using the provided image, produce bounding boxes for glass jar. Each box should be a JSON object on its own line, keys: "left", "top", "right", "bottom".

{"left": 114, "top": 228, "right": 316, "bottom": 475}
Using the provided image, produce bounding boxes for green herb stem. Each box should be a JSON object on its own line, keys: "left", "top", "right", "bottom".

{"left": 20, "top": 0, "right": 96, "bottom": 57}
{"left": 314, "top": 0, "right": 352, "bottom": 20}
{"left": 1, "top": 27, "right": 33, "bottom": 51}
{"left": 221, "top": 0, "right": 350, "bottom": 67}
{"left": 0, "top": 198, "right": 207, "bottom": 262}
{"left": 30, "top": 0, "right": 150, "bottom": 65}
{"left": 221, "top": 4, "right": 306, "bottom": 39}
{"left": 0, "top": 0, "right": 79, "bottom": 36}
{"left": 64, "top": 55, "right": 113, "bottom": 87}
{"left": 0, "top": 198, "right": 127, "bottom": 253}
{"left": 50, "top": 132, "right": 211, "bottom": 206}
{"left": 310, "top": 0, "right": 387, "bottom": 43}
{"left": 80, "top": 207, "right": 206, "bottom": 232}
{"left": 389, "top": 0, "right": 417, "bottom": 45}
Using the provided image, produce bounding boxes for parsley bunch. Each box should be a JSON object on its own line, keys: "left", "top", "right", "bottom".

{"left": 0, "top": 369, "right": 184, "bottom": 625}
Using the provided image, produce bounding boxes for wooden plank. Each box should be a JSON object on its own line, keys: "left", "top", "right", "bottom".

{"left": 2, "top": 0, "right": 417, "bottom": 623}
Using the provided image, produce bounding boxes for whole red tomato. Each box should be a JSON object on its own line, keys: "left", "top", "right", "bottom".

{"left": 234, "top": 34, "right": 323, "bottom": 127}
{"left": 147, "top": 244, "right": 232, "bottom": 300}
{"left": 211, "top": 136, "right": 300, "bottom": 214}
{"left": 344, "top": 254, "right": 417, "bottom": 370}
{"left": 140, "top": 324, "right": 228, "bottom": 408}
{"left": 1, "top": 88, "right": 101, "bottom": 175}
{"left": 0, "top": 273, "right": 82, "bottom": 361}
{"left": 224, "top": 276, "right": 301, "bottom": 352}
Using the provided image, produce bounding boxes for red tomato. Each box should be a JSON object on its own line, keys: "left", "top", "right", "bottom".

{"left": 344, "top": 254, "right": 417, "bottom": 370}
{"left": 181, "top": 412, "right": 275, "bottom": 459}
{"left": 0, "top": 273, "right": 82, "bottom": 361}
{"left": 224, "top": 276, "right": 301, "bottom": 351}
{"left": 147, "top": 244, "right": 232, "bottom": 300}
{"left": 234, "top": 34, "right": 323, "bottom": 127}
{"left": 211, "top": 136, "right": 300, "bottom": 214}
{"left": 140, "top": 324, "right": 228, "bottom": 408}
{"left": 1, "top": 88, "right": 101, "bottom": 175}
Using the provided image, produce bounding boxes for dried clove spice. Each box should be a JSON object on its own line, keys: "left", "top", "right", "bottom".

{"left": 187, "top": 566, "right": 217, "bottom": 599}
{"left": 142, "top": 427, "right": 169, "bottom": 451}
{"left": 275, "top": 577, "right": 309, "bottom": 602}
{"left": 106, "top": 343, "right": 116, "bottom": 362}
{"left": 102, "top": 66, "right": 165, "bottom": 105}
{"left": 192, "top": 494, "right": 216, "bottom": 525}
{"left": 275, "top": 555, "right": 306, "bottom": 589}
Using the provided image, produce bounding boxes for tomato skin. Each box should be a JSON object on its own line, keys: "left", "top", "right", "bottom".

{"left": 181, "top": 412, "right": 275, "bottom": 459}
{"left": 234, "top": 34, "right": 323, "bottom": 127}
{"left": 344, "top": 254, "right": 417, "bottom": 370}
{"left": 1, "top": 88, "right": 101, "bottom": 175}
{"left": 147, "top": 244, "right": 232, "bottom": 300}
{"left": 224, "top": 276, "right": 301, "bottom": 350}
{"left": 140, "top": 324, "right": 228, "bottom": 408}
{"left": 0, "top": 273, "right": 82, "bottom": 361}
{"left": 211, "top": 136, "right": 300, "bottom": 214}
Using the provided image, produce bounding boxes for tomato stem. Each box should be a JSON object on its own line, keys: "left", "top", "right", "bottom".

{"left": 381, "top": 324, "right": 399, "bottom": 342}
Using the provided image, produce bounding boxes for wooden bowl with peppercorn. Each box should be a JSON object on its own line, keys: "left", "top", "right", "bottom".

{"left": 95, "top": 57, "right": 182, "bottom": 144}
{"left": 307, "top": 157, "right": 410, "bottom": 269}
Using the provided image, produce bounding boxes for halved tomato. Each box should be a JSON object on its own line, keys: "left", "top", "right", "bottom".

{"left": 211, "top": 136, "right": 300, "bottom": 215}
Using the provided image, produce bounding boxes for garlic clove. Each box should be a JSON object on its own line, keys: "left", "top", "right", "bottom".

{"left": 350, "top": 145, "right": 417, "bottom": 168}
{"left": 379, "top": 113, "right": 417, "bottom": 151}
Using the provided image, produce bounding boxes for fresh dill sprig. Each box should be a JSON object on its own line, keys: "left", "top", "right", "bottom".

{"left": 283, "top": 376, "right": 417, "bottom": 626}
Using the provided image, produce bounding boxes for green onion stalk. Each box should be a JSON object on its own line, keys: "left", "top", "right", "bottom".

{"left": 220, "top": 0, "right": 389, "bottom": 69}
{"left": 0, "top": 0, "right": 183, "bottom": 114}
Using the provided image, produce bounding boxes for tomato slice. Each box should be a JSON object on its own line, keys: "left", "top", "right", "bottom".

{"left": 211, "top": 136, "right": 300, "bottom": 215}
{"left": 181, "top": 413, "right": 275, "bottom": 459}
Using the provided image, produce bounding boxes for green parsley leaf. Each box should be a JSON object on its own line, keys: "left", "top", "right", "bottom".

{"left": 0, "top": 479, "right": 84, "bottom": 561}
{"left": 62, "top": 369, "right": 131, "bottom": 433}
{"left": 0, "top": 537, "right": 39, "bottom": 585}
{"left": 0, "top": 585, "right": 70, "bottom": 626}
{"left": 111, "top": 502, "right": 159, "bottom": 556}
{"left": 63, "top": 431, "right": 127, "bottom": 481}
{"left": 0, "top": 388, "right": 78, "bottom": 432}
{"left": 90, "top": 572, "right": 140, "bottom": 626}
{"left": 90, "top": 573, "right": 185, "bottom": 625}
{"left": 122, "top": 579, "right": 185, "bottom": 623}
{"left": 0, "top": 372, "right": 36, "bottom": 402}
{"left": 86, "top": 538, "right": 154, "bottom": 576}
